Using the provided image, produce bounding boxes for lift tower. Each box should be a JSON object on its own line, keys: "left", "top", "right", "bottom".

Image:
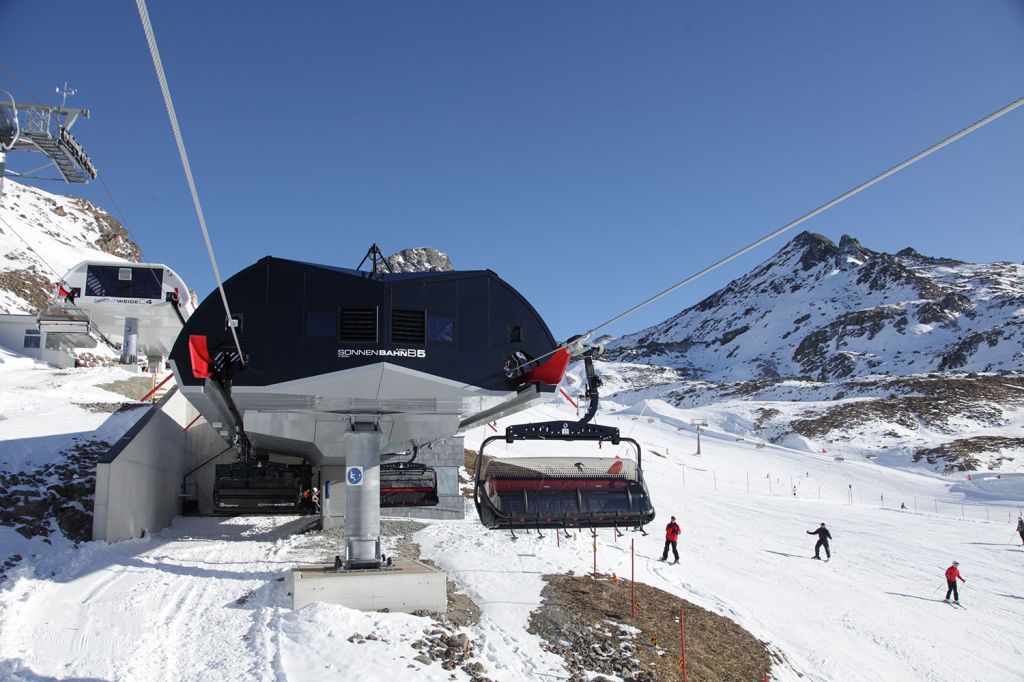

{"left": 0, "top": 85, "right": 98, "bottom": 204}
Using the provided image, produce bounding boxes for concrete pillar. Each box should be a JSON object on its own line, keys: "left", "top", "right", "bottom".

{"left": 120, "top": 317, "right": 139, "bottom": 365}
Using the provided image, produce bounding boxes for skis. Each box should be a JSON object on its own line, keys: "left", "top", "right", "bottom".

{"left": 944, "top": 600, "right": 965, "bottom": 609}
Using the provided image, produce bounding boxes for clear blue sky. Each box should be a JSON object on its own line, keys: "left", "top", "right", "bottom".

{"left": 2, "top": 2, "right": 1022, "bottom": 342}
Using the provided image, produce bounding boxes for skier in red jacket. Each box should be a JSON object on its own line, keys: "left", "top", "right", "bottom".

{"left": 660, "top": 516, "right": 681, "bottom": 563}
{"left": 944, "top": 561, "right": 966, "bottom": 603}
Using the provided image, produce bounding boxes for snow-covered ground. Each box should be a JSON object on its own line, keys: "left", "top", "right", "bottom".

{"left": 2, "top": 366, "right": 1023, "bottom": 681}
{"left": 0, "top": 349, "right": 149, "bottom": 472}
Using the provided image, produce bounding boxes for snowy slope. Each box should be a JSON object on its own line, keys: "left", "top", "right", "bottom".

{"left": 608, "top": 232, "right": 1024, "bottom": 381}
{"left": 0, "top": 179, "right": 139, "bottom": 313}
{"left": 598, "top": 233, "right": 1024, "bottom": 473}
{"left": 582, "top": 360, "right": 1024, "bottom": 474}
{"left": 2, "top": 382, "right": 1023, "bottom": 681}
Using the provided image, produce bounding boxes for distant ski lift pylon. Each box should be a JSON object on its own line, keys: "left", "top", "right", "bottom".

{"left": 0, "top": 86, "right": 97, "bottom": 185}
{"left": 474, "top": 353, "right": 656, "bottom": 536}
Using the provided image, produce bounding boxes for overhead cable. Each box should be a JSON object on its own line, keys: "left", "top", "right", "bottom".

{"left": 0, "top": 212, "right": 67, "bottom": 282}
{"left": 577, "top": 95, "right": 1024, "bottom": 346}
{"left": 135, "top": 0, "right": 245, "bottom": 363}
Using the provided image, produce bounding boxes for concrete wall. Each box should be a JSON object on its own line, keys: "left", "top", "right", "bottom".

{"left": 183, "top": 417, "right": 236, "bottom": 515}
{"left": 93, "top": 386, "right": 234, "bottom": 542}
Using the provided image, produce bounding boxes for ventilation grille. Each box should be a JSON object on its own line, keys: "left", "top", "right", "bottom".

{"left": 340, "top": 308, "right": 377, "bottom": 342}
{"left": 392, "top": 309, "right": 426, "bottom": 344}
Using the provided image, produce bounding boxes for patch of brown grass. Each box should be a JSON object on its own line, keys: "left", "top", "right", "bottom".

{"left": 530, "top": 574, "right": 773, "bottom": 682}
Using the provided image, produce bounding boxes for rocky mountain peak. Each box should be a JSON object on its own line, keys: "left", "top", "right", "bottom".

{"left": 836, "top": 235, "right": 873, "bottom": 267}
{"left": 790, "top": 231, "right": 838, "bottom": 271}
{"left": 386, "top": 247, "right": 454, "bottom": 273}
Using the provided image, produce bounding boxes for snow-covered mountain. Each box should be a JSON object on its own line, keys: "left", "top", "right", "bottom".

{"left": 598, "top": 232, "right": 1024, "bottom": 472}
{"left": 0, "top": 179, "right": 139, "bottom": 314}
{"left": 608, "top": 231, "right": 1024, "bottom": 381}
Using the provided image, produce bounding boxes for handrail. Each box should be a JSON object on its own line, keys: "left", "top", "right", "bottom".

{"left": 139, "top": 373, "right": 173, "bottom": 402}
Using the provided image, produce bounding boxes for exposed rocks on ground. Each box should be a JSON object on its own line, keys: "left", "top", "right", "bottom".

{"left": 0, "top": 268, "right": 52, "bottom": 313}
{"left": 73, "top": 352, "right": 124, "bottom": 369}
{"left": 529, "top": 574, "right": 773, "bottom": 682}
{"left": 407, "top": 624, "right": 492, "bottom": 680}
{"left": 785, "top": 374, "right": 1024, "bottom": 471}
{"left": 68, "top": 197, "right": 142, "bottom": 262}
{"left": 913, "top": 437, "right": 1024, "bottom": 471}
{"left": 96, "top": 376, "right": 159, "bottom": 401}
{"left": 0, "top": 435, "right": 123, "bottom": 580}
{"left": 752, "top": 407, "right": 782, "bottom": 433}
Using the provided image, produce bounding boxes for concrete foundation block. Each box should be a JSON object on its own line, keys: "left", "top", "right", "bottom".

{"left": 291, "top": 559, "right": 447, "bottom": 613}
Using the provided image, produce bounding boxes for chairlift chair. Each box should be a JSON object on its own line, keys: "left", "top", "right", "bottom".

{"left": 380, "top": 461, "right": 439, "bottom": 507}
{"left": 473, "top": 355, "right": 656, "bottom": 535}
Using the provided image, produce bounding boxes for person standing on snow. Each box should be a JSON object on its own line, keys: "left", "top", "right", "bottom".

{"left": 944, "top": 561, "right": 966, "bottom": 603}
{"left": 1017, "top": 516, "right": 1024, "bottom": 545}
{"left": 807, "top": 522, "right": 832, "bottom": 560}
{"left": 660, "top": 516, "right": 681, "bottom": 563}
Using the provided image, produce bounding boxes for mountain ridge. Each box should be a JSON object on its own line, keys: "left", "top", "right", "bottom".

{"left": 607, "top": 230, "right": 1024, "bottom": 382}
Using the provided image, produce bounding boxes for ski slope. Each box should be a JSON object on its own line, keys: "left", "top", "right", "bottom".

{"left": 1, "top": 388, "right": 1022, "bottom": 680}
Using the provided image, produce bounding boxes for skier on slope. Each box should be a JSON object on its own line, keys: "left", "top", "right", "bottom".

{"left": 807, "top": 522, "right": 832, "bottom": 560}
{"left": 660, "top": 516, "right": 681, "bottom": 563}
{"left": 1017, "top": 516, "right": 1024, "bottom": 545}
{"left": 944, "top": 561, "right": 966, "bottom": 603}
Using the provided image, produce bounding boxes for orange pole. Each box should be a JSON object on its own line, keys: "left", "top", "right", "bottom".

{"left": 680, "top": 608, "right": 686, "bottom": 682}
{"left": 631, "top": 538, "right": 636, "bottom": 619}
{"left": 139, "top": 373, "right": 173, "bottom": 402}
{"left": 182, "top": 414, "right": 202, "bottom": 432}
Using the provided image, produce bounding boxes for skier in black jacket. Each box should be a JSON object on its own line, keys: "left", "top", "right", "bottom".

{"left": 807, "top": 522, "right": 832, "bottom": 560}
{"left": 1017, "top": 516, "right": 1024, "bottom": 546}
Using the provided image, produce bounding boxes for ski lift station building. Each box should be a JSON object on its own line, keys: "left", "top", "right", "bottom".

{"left": 32, "top": 252, "right": 654, "bottom": 612}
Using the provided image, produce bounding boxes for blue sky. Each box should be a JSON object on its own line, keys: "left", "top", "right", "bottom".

{"left": 2, "top": 1, "right": 1022, "bottom": 342}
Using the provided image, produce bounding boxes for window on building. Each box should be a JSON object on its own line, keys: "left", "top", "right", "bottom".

{"left": 85, "top": 265, "right": 164, "bottom": 299}
{"left": 427, "top": 315, "right": 454, "bottom": 343}
{"left": 23, "top": 329, "right": 40, "bottom": 349}
{"left": 306, "top": 311, "right": 338, "bottom": 338}
{"left": 508, "top": 324, "right": 523, "bottom": 343}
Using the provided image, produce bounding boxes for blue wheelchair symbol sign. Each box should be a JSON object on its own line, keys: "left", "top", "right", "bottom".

{"left": 346, "top": 466, "right": 363, "bottom": 486}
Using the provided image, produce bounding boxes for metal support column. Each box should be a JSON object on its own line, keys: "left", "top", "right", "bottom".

{"left": 343, "top": 423, "right": 382, "bottom": 568}
{"left": 120, "top": 317, "right": 139, "bottom": 365}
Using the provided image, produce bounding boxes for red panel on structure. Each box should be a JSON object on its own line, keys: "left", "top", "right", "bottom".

{"left": 525, "top": 348, "right": 571, "bottom": 385}
{"left": 189, "top": 335, "right": 213, "bottom": 378}
{"left": 489, "top": 478, "right": 628, "bottom": 493}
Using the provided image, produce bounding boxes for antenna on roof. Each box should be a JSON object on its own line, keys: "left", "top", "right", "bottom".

{"left": 356, "top": 243, "right": 393, "bottom": 277}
